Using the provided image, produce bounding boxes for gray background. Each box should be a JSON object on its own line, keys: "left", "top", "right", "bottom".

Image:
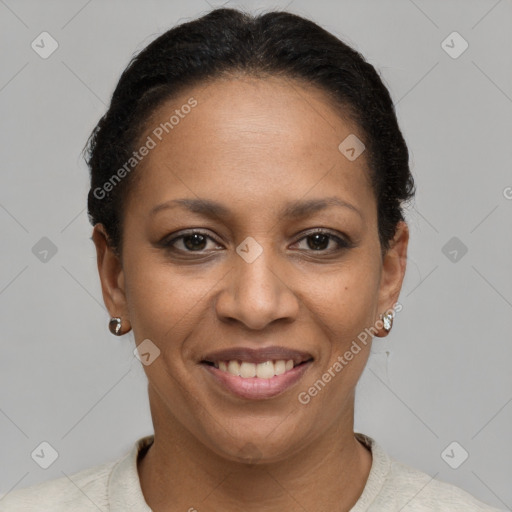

{"left": 1, "top": 0, "right": 511, "bottom": 509}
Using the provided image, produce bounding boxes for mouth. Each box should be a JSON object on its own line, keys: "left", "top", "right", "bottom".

{"left": 200, "top": 346, "right": 314, "bottom": 400}
{"left": 201, "top": 358, "right": 312, "bottom": 378}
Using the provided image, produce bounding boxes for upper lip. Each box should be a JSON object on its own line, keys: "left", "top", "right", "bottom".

{"left": 201, "top": 346, "right": 314, "bottom": 366}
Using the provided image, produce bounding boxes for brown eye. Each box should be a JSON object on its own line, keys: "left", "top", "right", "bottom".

{"left": 182, "top": 233, "right": 208, "bottom": 251}
{"left": 295, "top": 229, "right": 351, "bottom": 254}
{"left": 306, "top": 233, "right": 330, "bottom": 251}
{"left": 162, "top": 230, "right": 221, "bottom": 253}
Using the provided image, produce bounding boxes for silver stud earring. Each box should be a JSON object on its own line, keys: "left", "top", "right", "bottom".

{"left": 380, "top": 311, "right": 394, "bottom": 333}
{"left": 109, "top": 317, "right": 123, "bottom": 336}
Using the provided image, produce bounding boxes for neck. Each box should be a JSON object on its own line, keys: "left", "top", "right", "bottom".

{"left": 138, "top": 388, "right": 372, "bottom": 512}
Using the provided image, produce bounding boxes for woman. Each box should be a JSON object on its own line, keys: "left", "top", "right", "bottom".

{"left": 0, "top": 7, "right": 502, "bottom": 511}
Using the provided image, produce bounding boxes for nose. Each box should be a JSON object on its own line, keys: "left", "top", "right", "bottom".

{"left": 214, "top": 242, "right": 300, "bottom": 330}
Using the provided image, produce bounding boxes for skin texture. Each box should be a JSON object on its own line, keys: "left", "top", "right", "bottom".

{"left": 92, "top": 75, "right": 409, "bottom": 511}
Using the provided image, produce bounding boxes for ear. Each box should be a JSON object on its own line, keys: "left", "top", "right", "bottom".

{"left": 374, "top": 220, "right": 409, "bottom": 337}
{"left": 91, "top": 224, "right": 129, "bottom": 323}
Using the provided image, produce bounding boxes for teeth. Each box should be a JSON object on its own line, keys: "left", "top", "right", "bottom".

{"left": 274, "top": 360, "right": 286, "bottom": 375}
{"left": 215, "top": 359, "right": 297, "bottom": 379}
{"left": 256, "top": 361, "right": 274, "bottom": 379}
{"left": 227, "top": 360, "right": 240, "bottom": 376}
{"left": 240, "top": 361, "right": 256, "bottom": 378}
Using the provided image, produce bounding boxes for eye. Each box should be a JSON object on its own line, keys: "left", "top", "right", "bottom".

{"left": 162, "top": 230, "right": 222, "bottom": 253}
{"left": 160, "top": 228, "right": 352, "bottom": 256}
{"left": 293, "top": 229, "right": 351, "bottom": 253}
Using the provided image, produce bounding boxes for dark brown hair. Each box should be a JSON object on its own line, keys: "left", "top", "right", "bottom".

{"left": 85, "top": 7, "right": 415, "bottom": 256}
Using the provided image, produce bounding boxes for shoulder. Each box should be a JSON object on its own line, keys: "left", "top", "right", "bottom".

{"left": 381, "top": 456, "right": 503, "bottom": 511}
{"left": 0, "top": 458, "right": 118, "bottom": 511}
{"left": 354, "top": 433, "right": 503, "bottom": 512}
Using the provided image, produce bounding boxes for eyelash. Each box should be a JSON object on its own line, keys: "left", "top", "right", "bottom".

{"left": 161, "top": 228, "right": 352, "bottom": 256}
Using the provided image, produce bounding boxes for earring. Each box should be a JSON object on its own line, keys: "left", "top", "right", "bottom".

{"left": 109, "top": 317, "right": 123, "bottom": 336}
{"left": 380, "top": 311, "right": 394, "bottom": 333}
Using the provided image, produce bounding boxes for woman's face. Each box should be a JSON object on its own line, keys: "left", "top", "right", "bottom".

{"left": 94, "top": 75, "right": 408, "bottom": 463}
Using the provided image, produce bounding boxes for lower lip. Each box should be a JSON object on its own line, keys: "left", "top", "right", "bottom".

{"left": 201, "top": 361, "right": 312, "bottom": 400}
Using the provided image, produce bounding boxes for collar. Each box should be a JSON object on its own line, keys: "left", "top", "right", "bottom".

{"left": 352, "top": 432, "right": 391, "bottom": 510}
{"left": 108, "top": 434, "right": 154, "bottom": 511}
{"left": 107, "top": 432, "right": 390, "bottom": 511}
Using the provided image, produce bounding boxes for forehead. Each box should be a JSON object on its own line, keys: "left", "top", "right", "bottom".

{"left": 126, "top": 76, "right": 375, "bottom": 220}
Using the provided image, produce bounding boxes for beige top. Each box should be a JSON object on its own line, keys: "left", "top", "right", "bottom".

{"left": 0, "top": 433, "right": 503, "bottom": 511}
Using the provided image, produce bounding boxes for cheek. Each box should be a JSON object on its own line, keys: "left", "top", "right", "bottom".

{"left": 123, "top": 254, "right": 209, "bottom": 345}
{"left": 305, "top": 256, "right": 380, "bottom": 371}
{"left": 309, "top": 255, "right": 380, "bottom": 327}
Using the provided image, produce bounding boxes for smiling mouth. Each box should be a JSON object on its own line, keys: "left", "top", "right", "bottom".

{"left": 201, "top": 358, "right": 313, "bottom": 379}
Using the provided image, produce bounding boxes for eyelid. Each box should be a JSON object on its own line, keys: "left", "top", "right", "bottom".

{"left": 161, "top": 227, "right": 352, "bottom": 254}
{"left": 292, "top": 228, "right": 352, "bottom": 251}
{"left": 162, "top": 229, "right": 222, "bottom": 248}
{"left": 295, "top": 227, "right": 351, "bottom": 243}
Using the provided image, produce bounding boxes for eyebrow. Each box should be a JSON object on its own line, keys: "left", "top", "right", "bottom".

{"left": 150, "top": 196, "right": 362, "bottom": 219}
